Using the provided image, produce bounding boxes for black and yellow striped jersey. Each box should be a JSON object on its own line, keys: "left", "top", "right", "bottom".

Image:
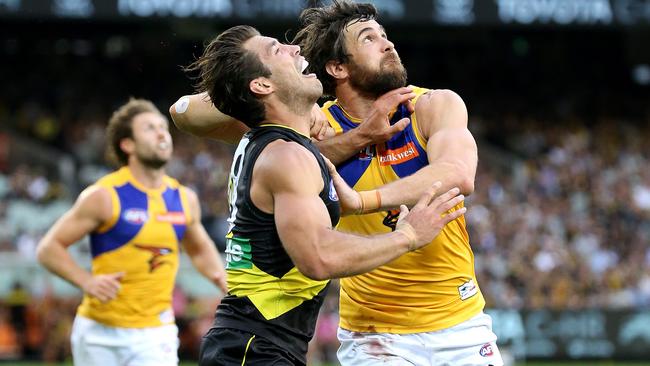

{"left": 215, "top": 125, "right": 340, "bottom": 363}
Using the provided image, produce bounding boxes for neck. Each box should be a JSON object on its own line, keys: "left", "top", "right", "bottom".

{"left": 262, "top": 97, "right": 312, "bottom": 136}
{"left": 127, "top": 160, "right": 165, "bottom": 189}
{"left": 334, "top": 83, "right": 376, "bottom": 119}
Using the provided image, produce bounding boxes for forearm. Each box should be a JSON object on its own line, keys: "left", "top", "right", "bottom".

{"left": 187, "top": 245, "right": 225, "bottom": 280}
{"left": 316, "top": 129, "right": 371, "bottom": 165}
{"left": 37, "top": 242, "right": 91, "bottom": 289}
{"left": 377, "top": 162, "right": 473, "bottom": 209}
{"left": 308, "top": 229, "right": 411, "bottom": 279}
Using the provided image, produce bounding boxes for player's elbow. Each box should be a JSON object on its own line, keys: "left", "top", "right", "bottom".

{"left": 297, "top": 262, "right": 330, "bottom": 281}
{"left": 449, "top": 161, "right": 475, "bottom": 195}
{"left": 35, "top": 240, "right": 52, "bottom": 266}
{"left": 295, "top": 255, "right": 333, "bottom": 281}
{"left": 169, "top": 97, "right": 194, "bottom": 134}
{"left": 459, "top": 175, "right": 475, "bottom": 196}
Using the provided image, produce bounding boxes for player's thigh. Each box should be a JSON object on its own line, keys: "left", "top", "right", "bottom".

{"left": 337, "top": 328, "right": 422, "bottom": 366}
{"left": 432, "top": 312, "right": 503, "bottom": 366}
{"left": 127, "top": 324, "right": 179, "bottom": 366}
{"left": 70, "top": 316, "right": 121, "bottom": 366}
{"left": 200, "top": 328, "right": 298, "bottom": 366}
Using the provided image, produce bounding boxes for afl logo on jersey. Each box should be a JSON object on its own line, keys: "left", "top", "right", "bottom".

{"left": 123, "top": 208, "right": 148, "bottom": 224}
{"left": 328, "top": 180, "right": 339, "bottom": 201}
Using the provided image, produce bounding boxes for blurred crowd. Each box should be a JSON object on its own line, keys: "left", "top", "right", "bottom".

{"left": 1, "top": 97, "right": 649, "bottom": 363}
{"left": 470, "top": 116, "right": 650, "bottom": 310}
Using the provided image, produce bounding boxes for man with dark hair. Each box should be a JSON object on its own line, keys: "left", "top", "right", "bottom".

{"left": 184, "top": 25, "right": 468, "bottom": 366}
{"left": 291, "top": 2, "right": 503, "bottom": 366}
{"left": 36, "top": 98, "right": 228, "bottom": 366}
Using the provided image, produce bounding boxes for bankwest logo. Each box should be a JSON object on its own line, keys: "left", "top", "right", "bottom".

{"left": 378, "top": 142, "right": 419, "bottom": 166}
{"left": 156, "top": 212, "right": 186, "bottom": 225}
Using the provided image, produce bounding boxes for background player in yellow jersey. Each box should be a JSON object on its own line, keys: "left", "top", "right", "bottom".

{"left": 181, "top": 25, "right": 467, "bottom": 366}
{"left": 36, "top": 98, "right": 228, "bottom": 366}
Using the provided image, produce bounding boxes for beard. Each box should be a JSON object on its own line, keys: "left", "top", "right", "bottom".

{"left": 136, "top": 151, "right": 168, "bottom": 170}
{"left": 348, "top": 54, "right": 408, "bottom": 99}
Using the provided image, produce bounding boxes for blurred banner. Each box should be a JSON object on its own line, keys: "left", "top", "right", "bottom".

{"left": 1, "top": 0, "right": 650, "bottom": 26}
{"left": 487, "top": 309, "right": 650, "bottom": 360}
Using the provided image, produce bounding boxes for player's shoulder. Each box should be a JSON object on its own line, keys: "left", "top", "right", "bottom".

{"left": 413, "top": 87, "right": 466, "bottom": 112}
{"left": 73, "top": 184, "right": 113, "bottom": 222}
{"left": 261, "top": 140, "right": 318, "bottom": 171}
{"left": 94, "top": 167, "right": 129, "bottom": 188}
{"left": 256, "top": 140, "right": 321, "bottom": 188}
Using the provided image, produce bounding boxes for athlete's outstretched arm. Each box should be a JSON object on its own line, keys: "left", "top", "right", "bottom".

{"left": 369, "top": 89, "right": 477, "bottom": 209}
{"left": 181, "top": 187, "right": 228, "bottom": 294}
{"left": 170, "top": 92, "right": 333, "bottom": 142}
{"left": 36, "top": 186, "right": 124, "bottom": 303}
{"left": 316, "top": 87, "right": 415, "bottom": 165}
{"left": 254, "top": 142, "right": 466, "bottom": 280}
{"left": 169, "top": 92, "right": 249, "bottom": 144}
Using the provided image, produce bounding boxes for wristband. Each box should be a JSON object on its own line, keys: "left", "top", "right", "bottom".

{"left": 358, "top": 190, "right": 382, "bottom": 214}
{"left": 396, "top": 222, "right": 418, "bottom": 252}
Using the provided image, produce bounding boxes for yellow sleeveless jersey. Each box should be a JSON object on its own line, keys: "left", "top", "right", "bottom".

{"left": 323, "top": 86, "right": 484, "bottom": 333}
{"left": 77, "top": 167, "right": 191, "bottom": 328}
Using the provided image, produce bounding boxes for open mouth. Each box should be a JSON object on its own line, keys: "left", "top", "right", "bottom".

{"left": 299, "top": 58, "right": 316, "bottom": 78}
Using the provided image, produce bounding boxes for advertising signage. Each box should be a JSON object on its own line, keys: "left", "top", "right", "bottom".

{"left": 488, "top": 309, "right": 650, "bottom": 360}
{"left": 1, "top": 0, "right": 650, "bottom": 26}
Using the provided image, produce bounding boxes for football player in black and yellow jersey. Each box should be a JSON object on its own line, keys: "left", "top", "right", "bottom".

{"left": 36, "top": 99, "right": 227, "bottom": 366}
{"left": 183, "top": 25, "right": 467, "bottom": 366}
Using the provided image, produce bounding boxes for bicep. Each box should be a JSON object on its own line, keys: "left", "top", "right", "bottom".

{"left": 274, "top": 190, "right": 332, "bottom": 271}
{"left": 426, "top": 127, "right": 477, "bottom": 165}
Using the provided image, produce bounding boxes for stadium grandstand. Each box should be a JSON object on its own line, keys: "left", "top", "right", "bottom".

{"left": 1, "top": 0, "right": 649, "bottom": 365}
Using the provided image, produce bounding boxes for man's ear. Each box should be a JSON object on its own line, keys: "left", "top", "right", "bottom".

{"left": 325, "top": 60, "right": 348, "bottom": 81}
{"left": 120, "top": 138, "right": 135, "bottom": 156}
{"left": 250, "top": 77, "right": 273, "bottom": 95}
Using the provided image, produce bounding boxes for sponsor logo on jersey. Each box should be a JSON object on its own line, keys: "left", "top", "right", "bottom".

{"left": 159, "top": 308, "right": 175, "bottom": 324}
{"left": 458, "top": 278, "right": 479, "bottom": 300}
{"left": 328, "top": 180, "right": 339, "bottom": 202}
{"left": 479, "top": 343, "right": 494, "bottom": 357}
{"left": 378, "top": 142, "right": 419, "bottom": 166}
{"left": 225, "top": 235, "right": 252, "bottom": 269}
{"left": 123, "top": 208, "right": 148, "bottom": 224}
{"left": 156, "top": 212, "right": 186, "bottom": 225}
{"left": 134, "top": 244, "right": 173, "bottom": 272}
{"left": 382, "top": 209, "right": 400, "bottom": 231}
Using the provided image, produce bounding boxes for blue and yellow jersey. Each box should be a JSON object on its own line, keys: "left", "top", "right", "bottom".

{"left": 77, "top": 166, "right": 192, "bottom": 328}
{"left": 323, "top": 86, "right": 485, "bottom": 333}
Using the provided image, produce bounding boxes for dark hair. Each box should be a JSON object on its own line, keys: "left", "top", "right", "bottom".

{"left": 185, "top": 25, "right": 271, "bottom": 128}
{"left": 293, "top": 0, "right": 377, "bottom": 97}
{"left": 106, "top": 98, "right": 161, "bottom": 166}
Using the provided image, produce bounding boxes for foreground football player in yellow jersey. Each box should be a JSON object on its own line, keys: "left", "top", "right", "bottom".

{"left": 294, "top": 2, "right": 503, "bottom": 365}
{"left": 181, "top": 25, "right": 467, "bottom": 366}
{"left": 171, "top": 2, "right": 502, "bottom": 365}
{"left": 36, "top": 99, "right": 228, "bottom": 366}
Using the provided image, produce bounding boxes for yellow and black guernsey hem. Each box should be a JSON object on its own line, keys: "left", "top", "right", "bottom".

{"left": 215, "top": 125, "right": 340, "bottom": 364}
